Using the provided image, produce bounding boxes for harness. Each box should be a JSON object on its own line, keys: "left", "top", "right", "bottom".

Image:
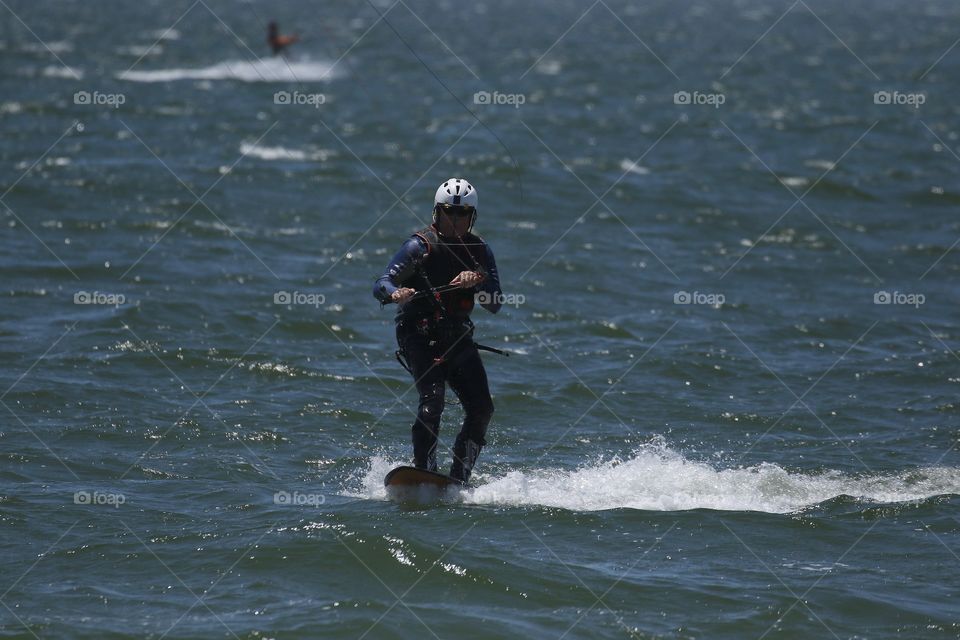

{"left": 407, "top": 224, "right": 487, "bottom": 321}
{"left": 394, "top": 225, "right": 507, "bottom": 372}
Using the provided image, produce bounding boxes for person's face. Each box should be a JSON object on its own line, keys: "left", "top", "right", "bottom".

{"left": 435, "top": 205, "right": 473, "bottom": 237}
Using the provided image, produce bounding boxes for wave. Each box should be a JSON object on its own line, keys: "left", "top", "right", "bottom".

{"left": 239, "top": 142, "right": 333, "bottom": 162}
{"left": 116, "top": 57, "right": 339, "bottom": 83}
{"left": 619, "top": 159, "right": 649, "bottom": 175}
{"left": 352, "top": 443, "right": 960, "bottom": 514}
{"left": 146, "top": 28, "right": 181, "bottom": 41}
{"left": 42, "top": 65, "right": 83, "bottom": 79}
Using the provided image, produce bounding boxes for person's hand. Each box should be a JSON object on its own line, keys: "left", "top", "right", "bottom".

{"left": 391, "top": 287, "right": 416, "bottom": 304}
{"left": 450, "top": 271, "right": 484, "bottom": 288}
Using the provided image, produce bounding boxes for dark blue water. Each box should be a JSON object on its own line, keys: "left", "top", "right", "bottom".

{"left": 2, "top": 0, "right": 959, "bottom": 637}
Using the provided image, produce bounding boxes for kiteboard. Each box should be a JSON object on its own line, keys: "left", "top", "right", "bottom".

{"left": 384, "top": 465, "right": 463, "bottom": 491}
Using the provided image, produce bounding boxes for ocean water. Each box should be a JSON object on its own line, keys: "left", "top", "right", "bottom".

{"left": 2, "top": 0, "right": 959, "bottom": 637}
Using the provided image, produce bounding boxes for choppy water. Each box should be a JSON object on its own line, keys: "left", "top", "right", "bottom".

{"left": 2, "top": 0, "right": 960, "bottom": 638}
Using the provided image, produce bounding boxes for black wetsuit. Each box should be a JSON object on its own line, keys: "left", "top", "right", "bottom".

{"left": 373, "top": 224, "right": 502, "bottom": 482}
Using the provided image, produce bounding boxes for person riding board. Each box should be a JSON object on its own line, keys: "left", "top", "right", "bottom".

{"left": 373, "top": 178, "right": 502, "bottom": 484}
{"left": 267, "top": 21, "right": 299, "bottom": 56}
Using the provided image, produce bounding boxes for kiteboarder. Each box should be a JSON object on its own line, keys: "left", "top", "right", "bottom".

{"left": 374, "top": 178, "right": 502, "bottom": 483}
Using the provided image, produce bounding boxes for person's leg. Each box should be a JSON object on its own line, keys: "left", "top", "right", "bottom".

{"left": 398, "top": 331, "right": 446, "bottom": 472}
{"left": 447, "top": 346, "right": 494, "bottom": 483}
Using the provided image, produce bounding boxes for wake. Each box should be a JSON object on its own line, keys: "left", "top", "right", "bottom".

{"left": 117, "top": 57, "right": 339, "bottom": 83}
{"left": 351, "top": 443, "right": 960, "bottom": 514}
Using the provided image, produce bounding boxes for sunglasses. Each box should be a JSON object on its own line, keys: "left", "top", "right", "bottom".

{"left": 436, "top": 203, "right": 476, "bottom": 217}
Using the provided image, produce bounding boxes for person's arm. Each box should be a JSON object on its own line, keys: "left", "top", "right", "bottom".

{"left": 373, "top": 237, "right": 427, "bottom": 304}
{"left": 477, "top": 244, "right": 502, "bottom": 314}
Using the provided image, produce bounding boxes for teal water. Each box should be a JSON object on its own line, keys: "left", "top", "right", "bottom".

{"left": 2, "top": 0, "right": 960, "bottom": 637}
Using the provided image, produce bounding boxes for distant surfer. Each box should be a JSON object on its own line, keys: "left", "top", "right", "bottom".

{"left": 374, "top": 178, "right": 503, "bottom": 484}
{"left": 267, "top": 21, "right": 299, "bottom": 56}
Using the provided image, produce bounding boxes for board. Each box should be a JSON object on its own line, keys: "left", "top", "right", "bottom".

{"left": 384, "top": 465, "right": 463, "bottom": 490}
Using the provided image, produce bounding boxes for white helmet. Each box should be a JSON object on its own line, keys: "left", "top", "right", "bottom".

{"left": 434, "top": 178, "right": 477, "bottom": 209}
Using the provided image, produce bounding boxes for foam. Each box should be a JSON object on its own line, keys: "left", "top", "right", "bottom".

{"left": 42, "top": 65, "right": 83, "bottom": 79}
{"left": 350, "top": 444, "right": 960, "bottom": 514}
{"left": 239, "top": 142, "right": 333, "bottom": 162}
{"left": 117, "top": 58, "right": 338, "bottom": 83}
{"left": 619, "top": 159, "right": 649, "bottom": 175}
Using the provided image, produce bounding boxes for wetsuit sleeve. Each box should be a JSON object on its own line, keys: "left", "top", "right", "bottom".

{"left": 478, "top": 244, "right": 502, "bottom": 314}
{"left": 373, "top": 237, "right": 427, "bottom": 304}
